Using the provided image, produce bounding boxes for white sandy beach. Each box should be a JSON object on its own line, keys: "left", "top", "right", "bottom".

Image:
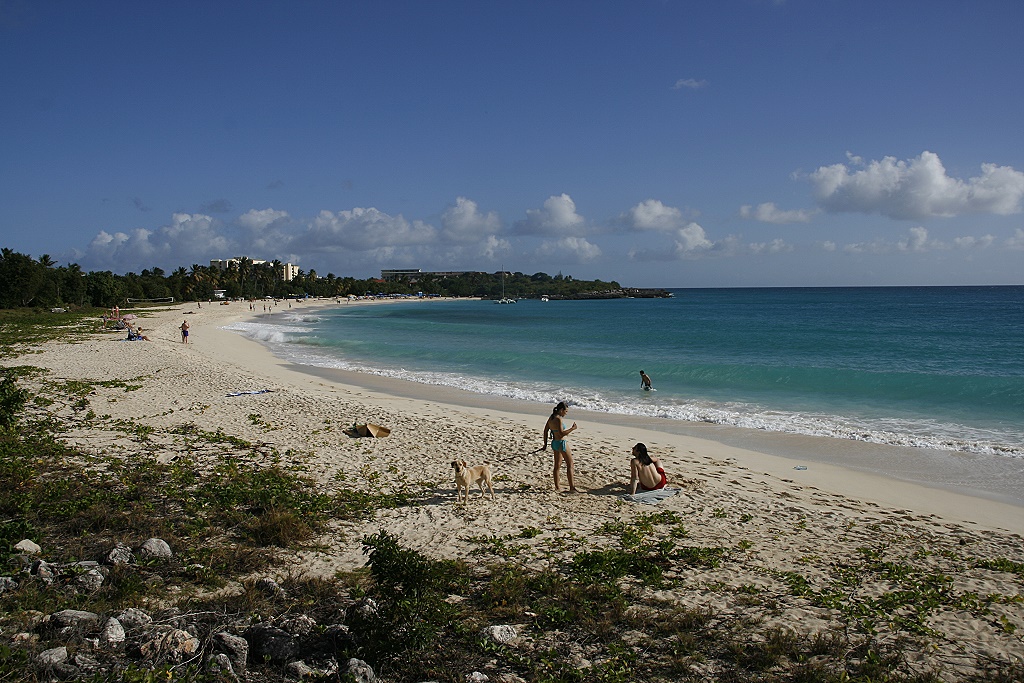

{"left": 10, "top": 298, "right": 1024, "bottom": 673}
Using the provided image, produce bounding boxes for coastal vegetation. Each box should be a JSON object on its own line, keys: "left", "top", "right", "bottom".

{"left": 1, "top": 310, "right": 1022, "bottom": 681}
{"left": 0, "top": 248, "right": 628, "bottom": 308}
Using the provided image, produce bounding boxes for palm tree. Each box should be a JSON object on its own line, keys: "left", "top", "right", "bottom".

{"left": 188, "top": 264, "right": 213, "bottom": 301}
{"left": 39, "top": 254, "right": 59, "bottom": 303}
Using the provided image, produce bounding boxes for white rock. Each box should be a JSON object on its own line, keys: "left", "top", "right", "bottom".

{"left": 346, "top": 658, "right": 377, "bottom": 683}
{"left": 76, "top": 569, "right": 105, "bottom": 592}
{"left": 14, "top": 539, "right": 41, "bottom": 554}
{"left": 484, "top": 624, "right": 518, "bottom": 645}
{"left": 116, "top": 607, "right": 153, "bottom": 630}
{"left": 138, "top": 538, "right": 173, "bottom": 560}
{"left": 101, "top": 617, "right": 126, "bottom": 645}
{"left": 36, "top": 646, "right": 68, "bottom": 667}
{"left": 106, "top": 543, "right": 134, "bottom": 566}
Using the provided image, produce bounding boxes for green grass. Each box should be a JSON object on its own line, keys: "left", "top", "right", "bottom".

{"left": 0, "top": 307, "right": 108, "bottom": 358}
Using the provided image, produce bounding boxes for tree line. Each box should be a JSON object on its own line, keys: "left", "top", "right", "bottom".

{"left": 0, "top": 249, "right": 621, "bottom": 309}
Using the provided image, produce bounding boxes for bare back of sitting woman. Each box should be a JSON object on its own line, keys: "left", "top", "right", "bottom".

{"left": 629, "top": 442, "right": 666, "bottom": 494}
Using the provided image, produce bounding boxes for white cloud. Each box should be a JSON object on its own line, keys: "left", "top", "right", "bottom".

{"left": 440, "top": 197, "right": 502, "bottom": 243}
{"left": 239, "top": 208, "right": 290, "bottom": 232}
{"left": 71, "top": 200, "right": 509, "bottom": 275}
{"left": 286, "top": 201, "right": 508, "bottom": 271}
{"left": 163, "top": 213, "right": 224, "bottom": 244}
{"left": 423, "top": 235, "right": 512, "bottom": 268}
{"left": 536, "top": 236, "right": 601, "bottom": 262}
{"left": 300, "top": 207, "right": 437, "bottom": 251}
{"left": 841, "top": 242, "right": 871, "bottom": 255}
{"left": 1006, "top": 228, "right": 1024, "bottom": 250}
{"left": 952, "top": 234, "right": 995, "bottom": 249}
{"left": 238, "top": 208, "right": 292, "bottom": 253}
{"left": 673, "top": 78, "right": 708, "bottom": 90}
{"left": 517, "top": 194, "right": 586, "bottom": 236}
{"left": 626, "top": 199, "right": 686, "bottom": 231}
{"left": 675, "top": 223, "right": 714, "bottom": 252}
{"left": 749, "top": 239, "right": 792, "bottom": 254}
{"left": 841, "top": 226, "right": 973, "bottom": 254}
{"left": 84, "top": 228, "right": 157, "bottom": 269}
{"left": 75, "top": 213, "right": 230, "bottom": 271}
{"left": 739, "top": 202, "right": 814, "bottom": 224}
{"left": 628, "top": 222, "right": 716, "bottom": 262}
{"left": 478, "top": 234, "right": 512, "bottom": 260}
{"left": 810, "top": 151, "right": 1024, "bottom": 220}
{"left": 898, "top": 226, "right": 936, "bottom": 252}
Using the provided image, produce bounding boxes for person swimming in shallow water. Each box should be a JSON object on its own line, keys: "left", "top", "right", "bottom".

{"left": 640, "top": 370, "right": 652, "bottom": 391}
{"left": 629, "top": 442, "right": 666, "bottom": 494}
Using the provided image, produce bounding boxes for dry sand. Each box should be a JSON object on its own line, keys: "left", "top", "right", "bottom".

{"left": 11, "top": 298, "right": 1024, "bottom": 672}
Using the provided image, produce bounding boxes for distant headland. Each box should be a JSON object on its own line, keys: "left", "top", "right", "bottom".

{"left": 0, "top": 248, "right": 669, "bottom": 309}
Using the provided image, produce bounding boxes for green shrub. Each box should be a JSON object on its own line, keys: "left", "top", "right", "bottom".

{"left": 349, "top": 531, "right": 467, "bottom": 659}
{"left": 0, "top": 376, "right": 28, "bottom": 431}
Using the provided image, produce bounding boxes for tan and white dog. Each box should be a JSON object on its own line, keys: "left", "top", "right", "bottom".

{"left": 451, "top": 460, "right": 495, "bottom": 504}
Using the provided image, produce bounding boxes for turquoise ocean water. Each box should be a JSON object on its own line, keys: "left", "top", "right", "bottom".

{"left": 226, "top": 286, "right": 1024, "bottom": 462}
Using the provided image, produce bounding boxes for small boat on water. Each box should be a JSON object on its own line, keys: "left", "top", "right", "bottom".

{"left": 540, "top": 296, "right": 549, "bottom": 302}
{"left": 495, "top": 266, "right": 516, "bottom": 304}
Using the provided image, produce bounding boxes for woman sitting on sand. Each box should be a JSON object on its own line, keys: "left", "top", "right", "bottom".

{"left": 126, "top": 324, "right": 150, "bottom": 342}
{"left": 629, "top": 442, "right": 666, "bottom": 494}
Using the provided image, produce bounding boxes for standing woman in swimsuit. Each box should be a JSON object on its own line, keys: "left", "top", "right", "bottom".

{"left": 543, "top": 401, "right": 578, "bottom": 493}
{"left": 629, "top": 442, "right": 667, "bottom": 494}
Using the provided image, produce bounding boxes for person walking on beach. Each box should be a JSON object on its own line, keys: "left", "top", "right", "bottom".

{"left": 543, "top": 401, "right": 578, "bottom": 493}
{"left": 640, "top": 370, "right": 653, "bottom": 391}
{"left": 628, "top": 442, "right": 667, "bottom": 494}
{"left": 180, "top": 319, "right": 190, "bottom": 344}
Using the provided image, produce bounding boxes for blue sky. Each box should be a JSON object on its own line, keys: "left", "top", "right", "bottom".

{"left": 2, "top": 0, "right": 1022, "bottom": 287}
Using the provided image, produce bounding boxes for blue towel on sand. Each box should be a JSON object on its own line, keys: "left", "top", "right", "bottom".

{"left": 623, "top": 488, "right": 679, "bottom": 504}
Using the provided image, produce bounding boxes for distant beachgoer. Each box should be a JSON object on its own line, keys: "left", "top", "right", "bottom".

{"left": 543, "top": 401, "right": 578, "bottom": 492}
{"left": 640, "top": 370, "right": 652, "bottom": 391}
{"left": 180, "top": 319, "right": 190, "bottom": 343}
{"left": 126, "top": 324, "right": 150, "bottom": 342}
{"left": 629, "top": 442, "right": 666, "bottom": 494}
